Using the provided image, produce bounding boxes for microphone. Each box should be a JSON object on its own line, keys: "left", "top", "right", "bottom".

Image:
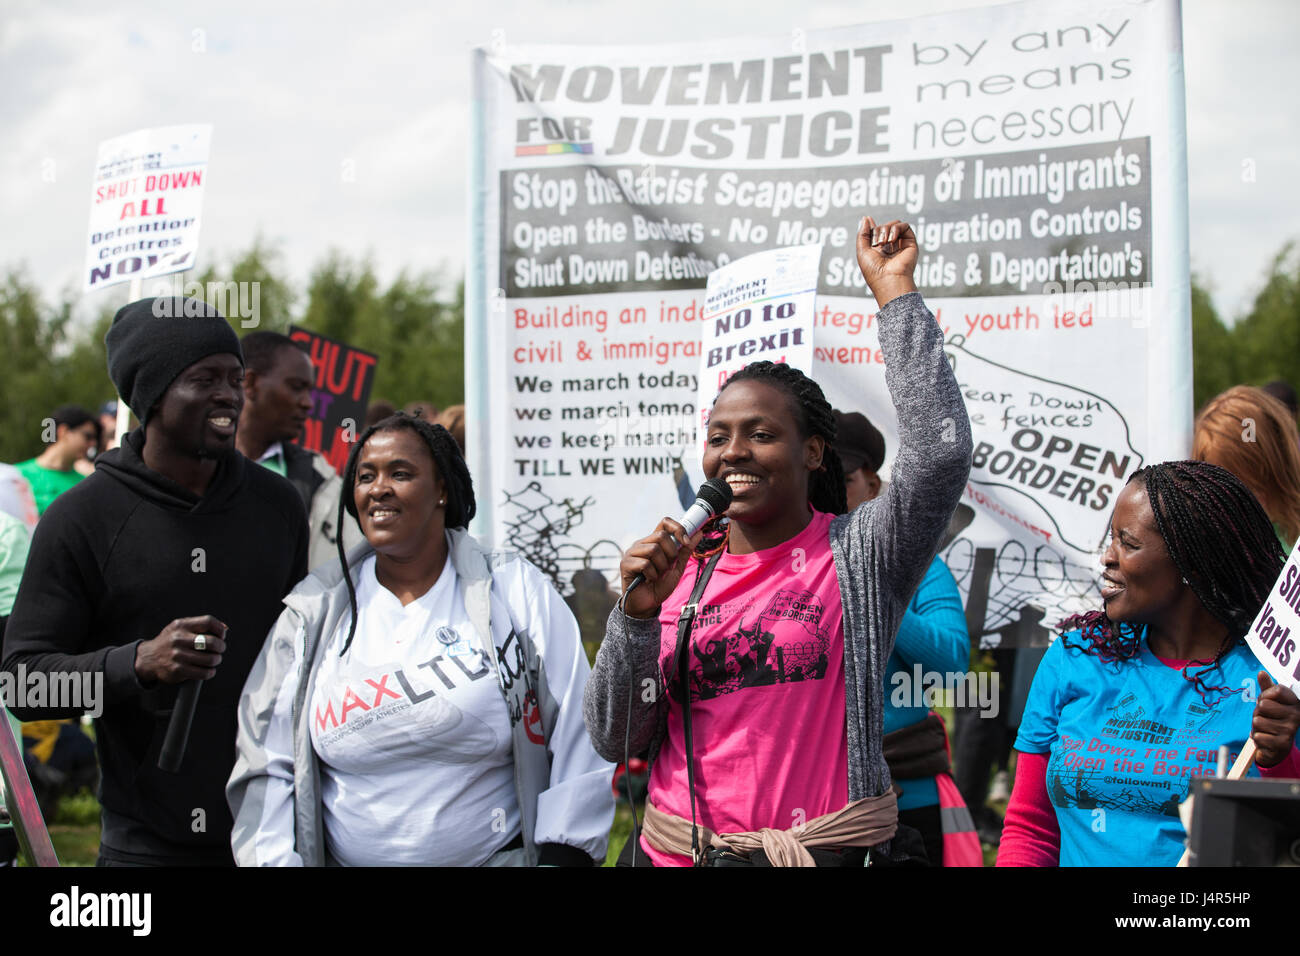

{"left": 158, "top": 680, "right": 202, "bottom": 773}
{"left": 627, "top": 477, "right": 733, "bottom": 594}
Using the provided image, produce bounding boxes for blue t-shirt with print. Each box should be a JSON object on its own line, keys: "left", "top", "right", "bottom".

{"left": 1016, "top": 631, "right": 1262, "bottom": 867}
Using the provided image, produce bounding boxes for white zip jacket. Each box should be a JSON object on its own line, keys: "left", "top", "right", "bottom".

{"left": 227, "top": 528, "right": 615, "bottom": 865}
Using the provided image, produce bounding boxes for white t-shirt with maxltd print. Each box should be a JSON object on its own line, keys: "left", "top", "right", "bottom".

{"left": 309, "top": 555, "right": 520, "bottom": 866}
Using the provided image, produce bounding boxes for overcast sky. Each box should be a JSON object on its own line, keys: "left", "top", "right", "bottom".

{"left": 1, "top": 0, "right": 1294, "bottom": 323}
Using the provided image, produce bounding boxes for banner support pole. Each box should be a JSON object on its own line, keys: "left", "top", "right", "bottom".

{"left": 466, "top": 49, "right": 493, "bottom": 544}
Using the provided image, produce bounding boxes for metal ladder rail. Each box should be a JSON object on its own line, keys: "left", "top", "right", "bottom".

{"left": 0, "top": 709, "right": 59, "bottom": 866}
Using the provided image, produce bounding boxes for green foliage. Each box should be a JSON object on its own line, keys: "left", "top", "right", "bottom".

{"left": 194, "top": 235, "right": 297, "bottom": 332}
{"left": 1223, "top": 243, "right": 1300, "bottom": 394}
{"left": 297, "top": 254, "right": 465, "bottom": 410}
{"left": 1190, "top": 244, "right": 1300, "bottom": 411}
{"left": 1190, "top": 276, "right": 1236, "bottom": 410}
{"left": 2, "top": 240, "right": 1296, "bottom": 465}
{"left": 605, "top": 801, "right": 636, "bottom": 867}
{"left": 0, "top": 272, "right": 115, "bottom": 463}
{"left": 0, "top": 243, "right": 465, "bottom": 466}
{"left": 53, "top": 788, "right": 101, "bottom": 826}
{"left": 14, "top": 789, "right": 102, "bottom": 867}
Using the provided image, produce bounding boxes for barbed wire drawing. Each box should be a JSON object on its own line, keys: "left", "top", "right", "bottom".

{"left": 500, "top": 481, "right": 624, "bottom": 597}
{"left": 503, "top": 452, "right": 1106, "bottom": 655}
{"left": 944, "top": 535, "right": 1103, "bottom": 647}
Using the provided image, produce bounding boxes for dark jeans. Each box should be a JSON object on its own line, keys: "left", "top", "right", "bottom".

{"left": 0, "top": 827, "right": 18, "bottom": 866}
{"left": 952, "top": 646, "right": 1050, "bottom": 838}
{"left": 898, "top": 803, "right": 943, "bottom": 867}
{"left": 96, "top": 841, "right": 234, "bottom": 867}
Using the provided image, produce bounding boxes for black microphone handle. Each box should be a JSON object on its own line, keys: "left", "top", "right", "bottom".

{"left": 158, "top": 680, "right": 203, "bottom": 773}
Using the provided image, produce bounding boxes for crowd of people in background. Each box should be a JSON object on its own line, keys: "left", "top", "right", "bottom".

{"left": 1, "top": 218, "right": 1299, "bottom": 868}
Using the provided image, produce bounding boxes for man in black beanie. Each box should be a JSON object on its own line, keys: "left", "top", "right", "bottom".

{"left": 1, "top": 297, "right": 309, "bottom": 866}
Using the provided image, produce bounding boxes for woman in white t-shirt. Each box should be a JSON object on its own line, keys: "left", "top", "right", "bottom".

{"left": 228, "top": 414, "right": 613, "bottom": 866}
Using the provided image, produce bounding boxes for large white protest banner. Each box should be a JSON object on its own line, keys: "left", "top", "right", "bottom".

{"left": 468, "top": 0, "right": 1189, "bottom": 639}
{"left": 84, "top": 124, "right": 212, "bottom": 292}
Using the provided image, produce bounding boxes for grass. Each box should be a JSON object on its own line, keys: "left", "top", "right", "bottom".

{"left": 21, "top": 791, "right": 639, "bottom": 867}
{"left": 13, "top": 788, "right": 101, "bottom": 866}
{"left": 46, "top": 789, "right": 101, "bottom": 866}
{"left": 605, "top": 802, "right": 637, "bottom": 866}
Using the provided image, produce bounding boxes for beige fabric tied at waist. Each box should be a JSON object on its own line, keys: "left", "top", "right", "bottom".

{"left": 641, "top": 790, "right": 899, "bottom": 867}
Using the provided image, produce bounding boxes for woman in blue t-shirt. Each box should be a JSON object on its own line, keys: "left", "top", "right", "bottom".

{"left": 999, "top": 460, "right": 1300, "bottom": 866}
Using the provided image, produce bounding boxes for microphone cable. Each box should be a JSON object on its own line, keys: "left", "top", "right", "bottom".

{"left": 616, "top": 584, "right": 642, "bottom": 868}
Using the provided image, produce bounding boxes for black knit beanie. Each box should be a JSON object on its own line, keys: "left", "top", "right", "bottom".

{"left": 105, "top": 297, "right": 243, "bottom": 425}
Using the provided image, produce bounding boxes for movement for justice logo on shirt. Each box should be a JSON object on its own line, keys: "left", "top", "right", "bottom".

{"left": 1043, "top": 672, "right": 1256, "bottom": 819}
{"left": 678, "top": 587, "right": 832, "bottom": 702}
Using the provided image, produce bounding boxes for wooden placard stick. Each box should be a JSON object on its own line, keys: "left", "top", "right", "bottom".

{"left": 1176, "top": 739, "right": 1257, "bottom": 867}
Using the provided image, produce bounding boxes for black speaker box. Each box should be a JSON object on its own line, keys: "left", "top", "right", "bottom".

{"left": 1188, "top": 778, "right": 1300, "bottom": 866}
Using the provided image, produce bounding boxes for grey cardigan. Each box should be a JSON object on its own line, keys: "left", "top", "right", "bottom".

{"left": 582, "top": 291, "right": 972, "bottom": 805}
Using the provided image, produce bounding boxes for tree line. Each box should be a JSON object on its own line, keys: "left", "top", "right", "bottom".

{"left": 1192, "top": 243, "right": 1300, "bottom": 406}
{"left": 1, "top": 240, "right": 1297, "bottom": 465}
{"left": 0, "top": 242, "right": 464, "bottom": 464}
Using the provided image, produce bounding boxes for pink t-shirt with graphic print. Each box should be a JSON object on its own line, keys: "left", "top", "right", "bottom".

{"left": 642, "top": 509, "right": 848, "bottom": 866}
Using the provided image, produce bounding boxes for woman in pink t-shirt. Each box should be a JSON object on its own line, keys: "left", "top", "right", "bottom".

{"left": 584, "top": 218, "right": 974, "bottom": 866}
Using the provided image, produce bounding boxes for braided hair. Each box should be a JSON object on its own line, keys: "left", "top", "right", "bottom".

{"left": 334, "top": 412, "right": 476, "bottom": 654}
{"left": 714, "top": 361, "right": 847, "bottom": 516}
{"left": 1060, "top": 460, "right": 1284, "bottom": 700}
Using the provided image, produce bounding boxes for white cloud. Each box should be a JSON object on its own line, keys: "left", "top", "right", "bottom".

{"left": 1, "top": 0, "right": 1296, "bottom": 327}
